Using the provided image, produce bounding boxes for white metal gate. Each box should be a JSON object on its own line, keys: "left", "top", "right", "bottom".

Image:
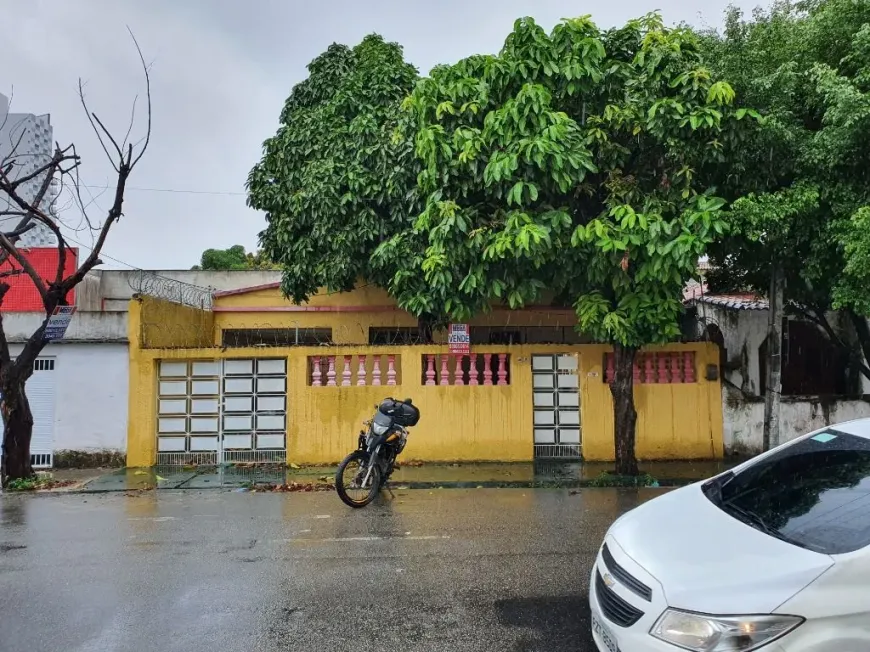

{"left": 0, "top": 357, "right": 56, "bottom": 468}
{"left": 156, "top": 358, "right": 287, "bottom": 465}
{"left": 532, "top": 354, "right": 581, "bottom": 459}
{"left": 221, "top": 358, "right": 287, "bottom": 463}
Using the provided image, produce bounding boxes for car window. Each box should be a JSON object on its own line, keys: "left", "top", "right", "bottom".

{"left": 705, "top": 430, "right": 870, "bottom": 554}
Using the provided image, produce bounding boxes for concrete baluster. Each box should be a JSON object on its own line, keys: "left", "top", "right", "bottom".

{"left": 657, "top": 354, "right": 668, "bottom": 383}
{"left": 684, "top": 352, "right": 696, "bottom": 383}
{"left": 483, "top": 354, "right": 493, "bottom": 386}
{"left": 326, "top": 356, "right": 337, "bottom": 386}
{"left": 341, "top": 355, "right": 352, "bottom": 386}
{"left": 497, "top": 353, "right": 508, "bottom": 385}
{"left": 468, "top": 354, "right": 479, "bottom": 385}
{"left": 357, "top": 355, "right": 367, "bottom": 386}
{"left": 425, "top": 354, "right": 436, "bottom": 386}
{"left": 372, "top": 356, "right": 382, "bottom": 386}
{"left": 387, "top": 355, "right": 397, "bottom": 386}
{"left": 439, "top": 355, "right": 450, "bottom": 386}
{"left": 454, "top": 355, "right": 465, "bottom": 385}
{"left": 644, "top": 354, "right": 655, "bottom": 384}
{"left": 670, "top": 352, "right": 682, "bottom": 383}
{"left": 311, "top": 356, "right": 322, "bottom": 387}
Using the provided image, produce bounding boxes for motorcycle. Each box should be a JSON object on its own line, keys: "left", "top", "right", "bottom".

{"left": 335, "top": 397, "right": 420, "bottom": 508}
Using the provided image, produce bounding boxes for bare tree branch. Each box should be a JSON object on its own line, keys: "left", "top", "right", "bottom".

{"left": 0, "top": 222, "right": 35, "bottom": 239}
{"left": 63, "top": 28, "right": 152, "bottom": 290}
{"left": 78, "top": 80, "right": 119, "bottom": 173}
{"left": 122, "top": 94, "right": 138, "bottom": 150}
{"left": 0, "top": 231, "right": 47, "bottom": 301}
{"left": 0, "top": 86, "right": 13, "bottom": 136}
{"left": 128, "top": 27, "right": 152, "bottom": 168}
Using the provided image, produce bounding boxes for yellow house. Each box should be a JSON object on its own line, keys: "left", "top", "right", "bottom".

{"left": 125, "top": 283, "right": 724, "bottom": 467}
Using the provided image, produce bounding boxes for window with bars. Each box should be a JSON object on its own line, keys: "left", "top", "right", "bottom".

{"left": 221, "top": 328, "right": 332, "bottom": 347}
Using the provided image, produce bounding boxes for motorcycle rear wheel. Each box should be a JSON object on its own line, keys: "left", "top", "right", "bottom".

{"left": 335, "top": 451, "right": 381, "bottom": 508}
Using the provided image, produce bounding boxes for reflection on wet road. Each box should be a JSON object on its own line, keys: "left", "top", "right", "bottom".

{"left": 0, "top": 487, "right": 668, "bottom": 652}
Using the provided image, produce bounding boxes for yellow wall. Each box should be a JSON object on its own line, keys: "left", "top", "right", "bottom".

{"left": 133, "top": 295, "right": 214, "bottom": 349}
{"left": 127, "top": 298, "right": 724, "bottom": 466}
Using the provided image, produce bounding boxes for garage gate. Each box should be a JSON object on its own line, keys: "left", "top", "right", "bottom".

{"left": 0, "top": 357, "right": 56, "bottom": 468}
{"left": 156, "top": 358, "right": 287, "bottom": 465}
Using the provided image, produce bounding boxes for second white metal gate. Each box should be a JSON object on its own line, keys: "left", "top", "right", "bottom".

{"left": 532, "top": 354, "right": 581, "bottom": 459}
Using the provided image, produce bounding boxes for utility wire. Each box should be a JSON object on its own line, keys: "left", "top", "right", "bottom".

{"left": 79, "top": 184, "right": 246, "bottom": 197}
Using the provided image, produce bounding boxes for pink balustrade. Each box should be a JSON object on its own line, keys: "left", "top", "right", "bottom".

{"left": 419, "top": 353, "right": 511, "bottom": 386}
{"left": 603, "top": 351, "right": 699, "bottom": 385}
{"left": 308, "top": 353, "right": 401, "bottom": 387}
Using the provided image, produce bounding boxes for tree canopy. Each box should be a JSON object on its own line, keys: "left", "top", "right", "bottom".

{"left": 701, "top": 0, "right": 870, "bottom": 374}
{"left": 247, "top": 34, "right": 420, "bottom": 303}
{"left": 192, "top": 245, "right": 279, "bottom": 271}
{"left": 367, "top": 13, "right": 752, "bottom": 473}
{"left": 373, "top": 14, "right": 749, "bottom": 347}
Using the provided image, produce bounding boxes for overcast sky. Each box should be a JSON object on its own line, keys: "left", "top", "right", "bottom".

{"left": 3, "top": 0, "right": 758, "bottom": 271}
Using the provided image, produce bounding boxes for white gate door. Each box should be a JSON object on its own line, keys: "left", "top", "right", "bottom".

{"left": 0, "top": 357, "right": 57, "bottom": 468}
{"left": 531, "top": 354, "right": 581, "bottom": 459}
{"left": 156, "top": 359, "right": 221, "bottom": 465}
{"left": 221, "top": 358, "right": 287, "bottom": 464}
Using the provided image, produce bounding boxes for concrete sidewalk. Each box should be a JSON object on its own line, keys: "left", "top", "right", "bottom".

{"left": 40, "top": 459, "right": 739, "bottom": 493}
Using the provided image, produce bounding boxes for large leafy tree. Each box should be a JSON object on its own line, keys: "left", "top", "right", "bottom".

{"left": 374, "top": 14, "right": 750, "bottom": 474}
{"left": 247, "top": 35, "right": 420, "bottom": 303}
{"left": 701, "top": 0, "right": 870, "bottom": 380}
{"left": 191, "top": 245, "right": 279, "bottom": 271}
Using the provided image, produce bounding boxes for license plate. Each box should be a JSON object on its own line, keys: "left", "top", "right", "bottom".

{"left": 591, "top": 612, "right": 620, "bottom": 652}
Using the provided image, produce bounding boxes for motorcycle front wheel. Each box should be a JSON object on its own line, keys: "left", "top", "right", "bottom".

{"left": 335, "top": 451, "right": 381, "bottom": 508}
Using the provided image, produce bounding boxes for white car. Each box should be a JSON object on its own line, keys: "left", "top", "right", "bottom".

{"left": 589, "top": 418, "right": 870, "bottom": 652}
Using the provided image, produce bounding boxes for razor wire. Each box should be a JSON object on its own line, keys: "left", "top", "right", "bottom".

{"left": 129, "top": 269, "right": 214, "bottom": 310}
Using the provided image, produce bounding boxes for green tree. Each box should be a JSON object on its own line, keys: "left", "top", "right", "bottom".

{"left": 373, "top": 14, "right": 750, "bottom": 474}
{"left": 246, "top": 35, "right": 420, "bottom": 303}
{"left": 701, "top": 0, "right": 870, "bottom": 380}
{"left": 192, "top": 245, "right": 280, "bottom": 271}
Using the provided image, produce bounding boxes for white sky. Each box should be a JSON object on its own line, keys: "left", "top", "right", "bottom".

{"left": 3, "top": 0, "right": 759, "bottom": 270}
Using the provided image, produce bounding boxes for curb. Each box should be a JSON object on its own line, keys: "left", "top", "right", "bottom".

{"left": 15, "top": 477, "right": 702, "bottom": 494}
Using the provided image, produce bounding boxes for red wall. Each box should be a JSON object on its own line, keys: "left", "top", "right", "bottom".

{"left": 0, "top": 248, "right": 78, "bottom": 311}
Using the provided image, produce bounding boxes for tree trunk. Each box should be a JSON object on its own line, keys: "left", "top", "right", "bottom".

{"left": 763, "top": 264, "right": 785, "bottom": 451}
{"left": 847, "top": 309, "right": 870, "bottom": 384}
{"left": 417, "top": 315, "right": 435, "bottom": 344}
{"left": 610, "top": 343, "right": 639, "bottom": 476}
{"left": 1, "top": 378, "right": 34, "bottom": 482}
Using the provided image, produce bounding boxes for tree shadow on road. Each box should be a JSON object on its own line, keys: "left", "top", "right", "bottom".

{"left": 494, "top": 593, "right": 592, "bottom": 651}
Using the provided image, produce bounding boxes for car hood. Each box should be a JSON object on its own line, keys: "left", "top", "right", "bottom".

{"left": 608, "top": 484, "right": 834, "bottom": 614}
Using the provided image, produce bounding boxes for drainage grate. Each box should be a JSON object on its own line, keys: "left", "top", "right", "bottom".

{"left": 534, "top": 444, "right": 581, "bottom": 459}
{"left": 156, "top": 452, "right": 218, "bottom": 466}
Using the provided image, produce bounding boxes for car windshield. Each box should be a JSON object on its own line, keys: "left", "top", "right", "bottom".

{"left": 703, "top": 429, "right": 870, "bottom": 555}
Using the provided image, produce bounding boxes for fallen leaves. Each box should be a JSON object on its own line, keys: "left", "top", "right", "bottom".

{"left": 247, "top": 481, "right": 335, "bottom": 493}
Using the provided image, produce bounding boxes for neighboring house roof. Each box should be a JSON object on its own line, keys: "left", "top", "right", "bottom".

{"left": 691, "top": 293, "right": 769, "bottom": 311}
{"left": 212, "top": 281, "right": 281, "bottom": 298}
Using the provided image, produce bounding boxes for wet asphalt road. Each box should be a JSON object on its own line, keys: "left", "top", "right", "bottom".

{"left": 0, "top": 487, "right": 668, "bottom": 652}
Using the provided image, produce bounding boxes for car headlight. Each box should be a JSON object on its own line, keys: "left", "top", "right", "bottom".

{"left": 371, "top": 422, "right": 389, "bottom": 436}
{"left": 651, "top": 609, "right": 803, "bottom": 651}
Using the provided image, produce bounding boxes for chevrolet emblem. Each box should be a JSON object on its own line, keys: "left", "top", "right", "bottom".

{"left": 603, "top": 573, "right": 616, "bottom": 588}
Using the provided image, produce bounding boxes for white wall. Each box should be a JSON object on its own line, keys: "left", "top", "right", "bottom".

{"left": 3, "top": 311, "right": 128, "bottom": 342}
{"left": 10, "top": 342, "right": 129, "bottom": 452}
{"left": 723, "top": 385, "right": 870, "bottom": 455}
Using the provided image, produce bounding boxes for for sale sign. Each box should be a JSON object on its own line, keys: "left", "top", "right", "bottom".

{"left": 44, "top": 305, "right": 76, "bottom": 341}
{"left": 448, "top": 323, "right": 470, "bottom": 355}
